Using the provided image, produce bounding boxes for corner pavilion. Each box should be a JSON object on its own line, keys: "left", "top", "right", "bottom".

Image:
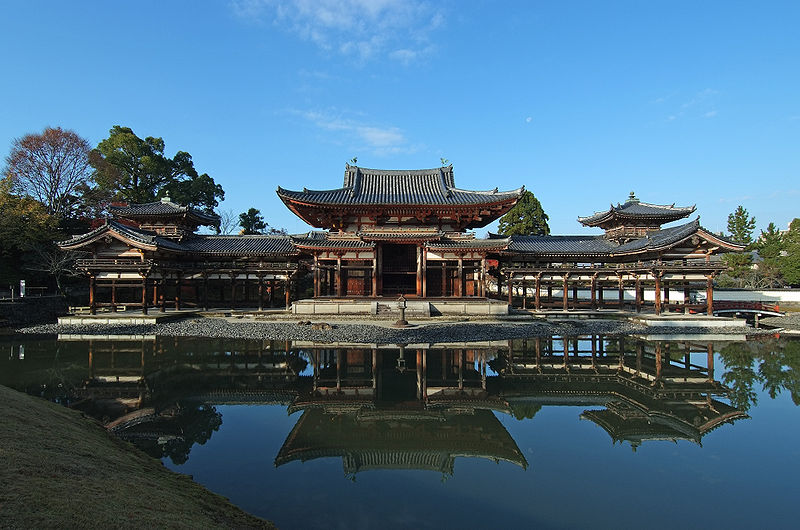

{"left": 60, "top": 164, "right": 743, "bottom": 315}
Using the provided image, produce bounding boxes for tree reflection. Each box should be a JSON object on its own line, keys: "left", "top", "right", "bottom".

{"left": 719, "top": 339, "right": 800, "bottom": 411}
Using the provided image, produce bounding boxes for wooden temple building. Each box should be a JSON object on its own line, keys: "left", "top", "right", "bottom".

{"left": 60, "top": 165, "right": 743, "bottom": 315}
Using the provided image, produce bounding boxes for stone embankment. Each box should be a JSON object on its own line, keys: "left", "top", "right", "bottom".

{"left": 17, "top": 316, "right": 766, "bottom": 343}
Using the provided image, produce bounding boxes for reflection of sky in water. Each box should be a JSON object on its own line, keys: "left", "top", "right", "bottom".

{"left": 2, "top": 336, "right": 799, "bottom": 529}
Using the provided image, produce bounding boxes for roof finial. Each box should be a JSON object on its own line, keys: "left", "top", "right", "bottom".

{"left": 628, "top": 191, "right": 639, "bottom": 203}
{"left": 161, "top": 195, "right": 171, "bottom": 203}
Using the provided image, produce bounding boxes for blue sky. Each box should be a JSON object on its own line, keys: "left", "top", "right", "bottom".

{"left": 1, "top": 1, "right": 798, "bottom": 236}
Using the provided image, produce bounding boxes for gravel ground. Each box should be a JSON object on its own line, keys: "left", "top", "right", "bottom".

{"left": 760, "top": 312, "right": 800, "bottom": 331}
{"left": 15, "top": 316, "right": 766, "bottom": 343}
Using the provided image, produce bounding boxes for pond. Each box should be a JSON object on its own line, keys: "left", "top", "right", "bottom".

{"left": 2, "top": 333, "right": 799, "bottom": 529}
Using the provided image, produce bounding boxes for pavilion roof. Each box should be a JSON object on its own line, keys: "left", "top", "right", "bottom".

{"left": 58, "top": 219, "right": 298, "bottom": 257}
{"left": 109, "top": 198, "right": 220, "bottom": 227}
{"left": 276, "top": 165, "right": 524, "bottom": 207}
{"left": 578, "top": 193, "right": 695, "bottom": 227}
{"left": 506, "top": 219, "right": 743, "bottom": 257}
{"left": 58, "top": 220, "right": 185, "bottom": 252}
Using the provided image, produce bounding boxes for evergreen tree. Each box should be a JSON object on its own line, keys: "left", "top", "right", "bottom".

{"left": 238, "top": 208, "right": 267, "bottom": 235}
{"left": 497, "top": 190, "right": 550, "bottom": 236}
{"left": 780, "top": 219, "right": 800, "bottom": 286}
{"left": 727, "top": 205, "right": 756, "bottom": 245}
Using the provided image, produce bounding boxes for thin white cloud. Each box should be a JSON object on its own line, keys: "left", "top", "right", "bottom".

{"left": 231, "top": 0, "right": 444, "bottom": 63}
{"left": 525, "top": 116, "right": 532, "bottom": 123}
{"left": 662, "top": 88, "right": 719, "bottom": 122}
{"left": 295, "top": 109, "right": 417, "bottom": 154}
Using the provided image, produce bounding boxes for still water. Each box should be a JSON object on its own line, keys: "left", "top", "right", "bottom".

{"left": 2, "top": 334, "right": 799, "bottom": 529}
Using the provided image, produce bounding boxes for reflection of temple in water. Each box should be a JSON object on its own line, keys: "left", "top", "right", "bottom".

{"left": 48, "top": 335, "right": 749, "bottom": 472}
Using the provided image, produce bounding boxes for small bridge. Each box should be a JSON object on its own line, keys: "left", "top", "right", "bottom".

{"left": 712, "top": 301, "right": 784, "bottom": 318}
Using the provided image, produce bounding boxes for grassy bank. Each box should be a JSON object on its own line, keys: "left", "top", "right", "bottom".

{"left": 0, "top": 385, "right": 273, "bottom": 529}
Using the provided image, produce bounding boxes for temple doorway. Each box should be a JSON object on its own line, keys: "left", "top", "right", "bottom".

{"left": 381, "top": 244, "right": 417, "bottom": 296}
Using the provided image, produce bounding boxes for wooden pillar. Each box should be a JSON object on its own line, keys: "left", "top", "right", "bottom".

{"left": 663, "top": 280, "right": 670, "bottom": 310}
{"left": 618, "top": 275, "right": 625, "bottom": 310}
{"left": 111, "top": 280, "right": 117, "bottom": 312}
{"left": 654, "top": 272, "right": 661, "bottom": 316}
{"left": 684, "top": 283, "right": 691, "bottom": 314}
{"left": 285, "top": 278, "right": 291, "bottom": 309}
{"left": 655, "top": 343, "right": 663, "bottom": 380}
{"left": 202, "top": 273, "right": 209, "bottom": 311}
{"left": 336, "top": 256, "right": 342, "bottom": 297}
{"left": 590, "top": 275, "right": 597, "bottom": 310}
{"left": 141, "top": 276, "right": 148, "bottom": 315}
{"left": 258, "top": 275, "right": 264, "bottom": 311}
{"left": 230, "top": 274, "right": 237, "bottom": 309}
{"left": 707, "top": 343, "right": 715, "bottom": 382}
{"left": 479, "top": 257, "right": 486, "bottom": 297}
{"left": 313, "top": 255, "right": 320, "bottom": 297}
{"left": 562, "top": 274, "right": 569, "bottom": 311}
{"left": 547, "top": 283, "right": 553, "bottom": 304}
{"left": 422, "top": 250, "right": 428, "bottom": 298}
{"left": 534, "top": 274, "right": 541, "bottom": 310}
{"left": 269, "top": 280, "right": 275, "bottom": 307}
{"left": 635, "top": 276, "right": 642, "bottom": 313}
{"left": 457, "top": 257, "right": 464, "bottom": 297}
{"left": 572, "top": 285, "right": 578, "bottom": 308}
{"left": 598, "top": 278, "right": 604, "bottom": 308}
{"left": 375, "top": 244, "right": 382, "bottom": 296}
{"left": 89, "top": 275, "right": 96, "bottom": 315}
{"left": 372, "top": 254, "right": 378, "bottom": 297}
{"left": 706, "top": 275, "right": 714, "bottom": 316}
{"left": 416, "top": 246, "right": 423, "bottom": 297}
{"left": 175, "top": 273, "right": 182, "bottom": 311}
{"left": 507, "top": 272, "right": 513, "bottom": 305}
{"left": 522, "top": 279, "right": 527, "bottom": 309}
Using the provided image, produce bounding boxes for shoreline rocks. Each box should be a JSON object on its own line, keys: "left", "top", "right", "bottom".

{"left": 14, "top": 316, "right": 771, "bottom": 344}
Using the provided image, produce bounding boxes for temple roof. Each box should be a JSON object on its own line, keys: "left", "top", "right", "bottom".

{"left": 276, "top": 165, "right": 524, "bottom": 207}
{"left": 59, "top": 220, "right": 185, "bottom": 252}
{"left": 109, "top": 198, "right": 220, "bottom": 227}
{"left": 180, "top": 235, "right": 297, "bottom": 256}
{"left": 578, "top": 193, "right": 695, "bottom": 227}
{"left": 59, "top": 220, "right": 297, "bottom": 257}
{"left": 506, "top": 219, "right": 742, "bottom": 257}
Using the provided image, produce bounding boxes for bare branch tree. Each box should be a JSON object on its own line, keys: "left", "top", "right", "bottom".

{"left": 26, "top": 245, "right": 84, "bottom": 295}
{"left": 217, "top": 208, "right": 238, "bottom": 235}
{"left": 4, "top": 127, "right": 93, "bottom": 219}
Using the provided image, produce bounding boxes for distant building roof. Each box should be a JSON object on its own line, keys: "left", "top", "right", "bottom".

{"left": 109, "top": 198, "right": 220, "bottom": 227}
{"left": 578, "top": 192, "right": 695, "bottom": 227}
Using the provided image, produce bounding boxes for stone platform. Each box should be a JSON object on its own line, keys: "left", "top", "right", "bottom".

{"left": 58, "top": 309, "right": 200, "bottom": 325}
{"left": 291, "top": 298, "right": 510, "bottom": 317}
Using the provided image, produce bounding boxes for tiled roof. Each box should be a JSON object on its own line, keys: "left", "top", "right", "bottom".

{"left": 508, "top": 235, "right": 616, "bottom": 256}
{"left": 427, "top": 238, "right": 510, "bottom": 250}
{"left": 58, "top": 220, "right": 185, "bottom": 251}
{"left": 180, "top": 235, "right": 296, "bottom": 256}
{"left": 110, "top": 199, "right": 220, "bottom": 226}
{"left": 508, "top": 219, "right": 717, "bottom": 257}
{"left": 578, "top": 197, "right": 695, "bottom": 226}
{"left": 292, "top": 237, "right": 374, "bottom": 250}
{"left": 277, "top": 165, "right": 524, "bottom": 206}
{"left": 615, "top": 219, "right": 700, "bottom": 252}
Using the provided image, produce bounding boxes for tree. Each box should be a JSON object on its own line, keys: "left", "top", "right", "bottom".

{"left": 727, "top": 205, "right": 756, "bottom": 245}
{"left": 780, "top": 219, "right": 800, "bottom": 286}
{"left": 3, "top": 127, "right": 93, "bottom": 220}
{"left": 238, "top": 208, "right": 267, "bottom": 234}
{"left": 217, "top": 208, "right": 238, "bottom": 235}
{"left": 720, "top": 205, "right": 756, "bottom": 286}
{"left": 90, "top": 126, "right": 224, "bottom": 212}
{"left": 497, "top": 190, "right": 550, "bottom": 236}
{"left": 0, "top": 178, "right": 57, "bottom": 284}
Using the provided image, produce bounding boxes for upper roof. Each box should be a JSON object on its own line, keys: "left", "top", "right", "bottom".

{"left": 59, "top": 220, "right": 297, "bottom": 257}
{"left": 276, "top": 165, "right": 524, "bottom": 207}
{"left": 578, "top": 193, "right": 695, "bottom": 227}
{"left": 109, "top": 198, "right": 220, "bottom": 227}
